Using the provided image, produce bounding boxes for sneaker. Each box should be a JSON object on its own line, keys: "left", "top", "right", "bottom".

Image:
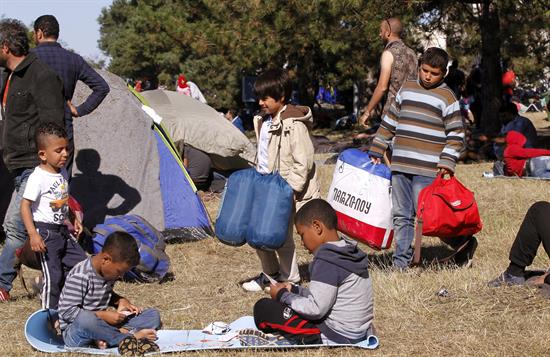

{"left": 487, "top": 271, "right": 526, "bottom": 287}
{"left": 238, "top": 328, "right": 292, "bottom": 346}
{"left": 454, "top": 236, "right": 478, "bottom": 268}
{"left": 0, "top": 287, "right": 10, "bottom": 302}
{"left": 241, "top": 274, "right": 272, "bottom": 292}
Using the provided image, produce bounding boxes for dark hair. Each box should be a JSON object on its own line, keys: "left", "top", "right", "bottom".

{"left": 419, "top": 47, "right": 449, "bottom": 72}
{"left": 102, "top": 231, "right": 140, "bottom": 267}
{"left": 35, "top": 122, "right": 68, "bottom": 149}
{"left": 0, "top": 19, "right": 29, "bottom": 56}
{"left": 254, "top": 69, "right": 292, "bottom": 103}
{"left": 295, "top": 199, "right": 338, "bottom": 230}
{"left": 499, "top": 101, "right": 518, "bottom": 116}
{"left": 34, "top": 15, "right": 60, "bottom": 39}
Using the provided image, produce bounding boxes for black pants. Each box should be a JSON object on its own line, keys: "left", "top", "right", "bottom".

{"left": 508, "top": 202, "right": 550, "bottom": 269}
{"left": 36, "top": 222, "right": 87, "bottom": 310}
{"left": 253, "top": 298, "right": 322, "bottom": 345}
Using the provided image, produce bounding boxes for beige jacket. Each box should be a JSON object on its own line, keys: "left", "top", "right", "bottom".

{"left": 253, "top": 105, "right": 320, "bottom": 208}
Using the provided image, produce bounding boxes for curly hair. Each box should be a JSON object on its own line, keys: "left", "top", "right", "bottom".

{"left": 35, "top": 122, "right": 68, "bottom": 149}
{"left": 0, "top": 18, "right": 29, "bottom": 56}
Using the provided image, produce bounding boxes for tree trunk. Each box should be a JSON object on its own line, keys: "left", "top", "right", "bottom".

{"left": 479, "top": 0, "right": 502, "bottom": 135}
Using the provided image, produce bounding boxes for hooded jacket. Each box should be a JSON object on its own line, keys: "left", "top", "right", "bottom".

{"left": 504, "top": 131, "right": 550, "bottom": 177}
{"left": 277, "top": 239, "right": 374, "bottom": 343}
{"left": 1, "top": 52, "right": 64, "bottom": 172}
{"left": 253, "top": 105, "right": 320, "bottom": 208}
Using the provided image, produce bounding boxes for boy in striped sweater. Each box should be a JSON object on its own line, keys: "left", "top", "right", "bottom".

{"left": 369, "top": 47, "right": 477, "bottom": 269}
{"left": 58, "top": 232, "right": 161, "bottom": 355}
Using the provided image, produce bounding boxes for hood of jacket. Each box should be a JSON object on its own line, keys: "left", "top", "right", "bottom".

{"left": 506, "top": 130, "right": 527, "bottom": 147}
{"left": 314, "top": 239, "right": 369, "bottom": 278}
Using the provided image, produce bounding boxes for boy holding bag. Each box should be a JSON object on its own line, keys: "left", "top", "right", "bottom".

{"left": 242, "top": 69, "right": 320, "bottom": 292}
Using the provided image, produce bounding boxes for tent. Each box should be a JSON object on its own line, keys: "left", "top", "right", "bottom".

{"left": 141, "top": 90, "right": 256, "bottom": 171}
{"left": 71, "top": 71, "right": 212, "bottom": 241}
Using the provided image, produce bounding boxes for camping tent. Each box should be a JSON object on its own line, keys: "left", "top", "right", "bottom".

{"left": 71, "top": 71, "right": 212, "bottom": 241}
{"left": 141, "top": 90, "right": 256, "bottom": 171}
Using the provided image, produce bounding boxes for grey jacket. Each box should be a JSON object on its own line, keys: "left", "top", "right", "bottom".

{"left": 277, "top": 239, "right": 374, "bottom": 342}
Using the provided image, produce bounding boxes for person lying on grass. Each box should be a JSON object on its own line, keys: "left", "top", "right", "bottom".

{"left": 253, "top": 199, "right": 374, "bottom": 344}
{"left": 58, "top": 231, "right": 161, "bottom": 356}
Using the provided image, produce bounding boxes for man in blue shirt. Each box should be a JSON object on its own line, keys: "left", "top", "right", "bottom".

{"left": 494, "top": 102, "right": 538, "bottom": 159}
{"left": 32, "top": 15, "right": 109, "bottom": 175}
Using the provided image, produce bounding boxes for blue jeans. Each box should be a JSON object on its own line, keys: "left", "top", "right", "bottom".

{"left": 391, "top": 172, "right": 434, "bottom": 268}
{"left": 63, "top": 308, "right": 161, "bottom": 348}
{"left": 0, "top": 168, "right": 33, "bottom": 291}
{"left": 529, "top": 156, "right": 550, "bottom": 178}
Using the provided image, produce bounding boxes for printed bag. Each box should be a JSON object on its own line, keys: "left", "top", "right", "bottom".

{"left": 327, "top": 149, "right": 394, "bottom": 250}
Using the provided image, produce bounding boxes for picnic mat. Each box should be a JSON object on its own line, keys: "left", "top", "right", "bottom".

{"left": 482, "top": 172, "right": 550, "bottom": 180}
{"left": 25, "top": 310, "right": 379, "bottom": 354}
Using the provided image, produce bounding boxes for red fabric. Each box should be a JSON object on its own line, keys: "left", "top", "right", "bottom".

{"left": 504, "top": 131, "right": 550, "bottom": 177}
{"left": 177, "top": 74, "right": 188, "bottom": 89}
{"left": 259, "top": 322, "right": 321, "bottom": 335}
{"left": 417, "top": 175, "right": 482, "bottom": 238}
{"left": 336, "top": 211, "right": 393, "bottom": 250}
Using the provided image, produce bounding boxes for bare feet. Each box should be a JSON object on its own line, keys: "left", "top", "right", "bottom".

{"left": 134, "top": 328, "right": 157, "bottom": 341}
{"left": 95, "top": 340, "right": 107, "bottom": 349}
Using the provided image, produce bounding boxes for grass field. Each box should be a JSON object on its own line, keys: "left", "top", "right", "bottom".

{"left": 2, "top": 154, "right": 550, "bottom": 356}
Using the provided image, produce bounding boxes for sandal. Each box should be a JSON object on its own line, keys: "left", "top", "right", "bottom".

{"left": 138, "top": 338, "right": 160, "bottom": 354}
{"left": 118, "top": 335, "right": 140, "bottom": 356}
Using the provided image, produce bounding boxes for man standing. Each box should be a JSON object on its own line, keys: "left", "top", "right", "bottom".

{"left": 32, "top": 15, "right": 109, "bottom": 175}
{"left": 0, "top": 19, "right": 65, "bottom": 301}
{"left": 359, "top": 18, "right": 417, "bottom": 127}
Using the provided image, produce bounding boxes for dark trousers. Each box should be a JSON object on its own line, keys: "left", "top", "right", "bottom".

{"left": 36, "top": 222, "right": 87, "bottom": 309}
{"left": 508, "top": 202, "right": 550, "bottom": 269}
{"left": 253, "top": 298, "right": 322, "bottom": 345}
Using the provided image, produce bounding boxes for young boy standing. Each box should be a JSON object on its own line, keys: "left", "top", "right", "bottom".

{"left": 254, "top": 199, "right": 374, "bottom": 344}
{"left": 368, "top": 47, "right": 476, "bottom": 269}
{"left": 59, "top": 231, "right": 161, "bottom": 355}
{"left": 242, "top": 69, "right": 320, "bottom": 292}
{"left": 20, "top": 122, "right": 87, "bottom": 309}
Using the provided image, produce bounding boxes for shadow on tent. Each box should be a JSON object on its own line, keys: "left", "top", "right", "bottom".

{"left": 70, "top": 149, "right": 141, "bottom": 231}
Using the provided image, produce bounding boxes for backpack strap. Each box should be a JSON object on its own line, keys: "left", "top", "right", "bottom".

{"left": 412, "top": 219, "right": 423, "bottom": 265}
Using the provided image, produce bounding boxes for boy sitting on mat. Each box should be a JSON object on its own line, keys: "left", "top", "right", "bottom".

{"left": 58, "top": 231, "right": 161, "bottom": 355}
{"left": 253, "top": 199, "right": 374, "bottom": 344}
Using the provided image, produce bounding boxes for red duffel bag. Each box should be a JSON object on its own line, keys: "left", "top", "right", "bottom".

{"left": 413, "top": 174, "right": 482, "bottom": 264}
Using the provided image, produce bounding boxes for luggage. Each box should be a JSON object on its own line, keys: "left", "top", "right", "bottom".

{"left": 246, "top": 173, "right": 294, "bottom": 250}
{"left": 92, "top": 215, "right": 171, "bottom": 283}
{"left": 413, "top": 174, "right": 482, "bottom": 264}
{"left": 215, "top": 168, "right": 260, "bottom": 246}
{"left": 327, "top": 149, "right": 393, "bottom": 250}
{"left": 215, "top": 169, "right": 294, "bottom": 251}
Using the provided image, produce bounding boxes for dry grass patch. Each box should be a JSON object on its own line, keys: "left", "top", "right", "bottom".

{"left": 1, "top": 161, "right": 549, "bottom": 356}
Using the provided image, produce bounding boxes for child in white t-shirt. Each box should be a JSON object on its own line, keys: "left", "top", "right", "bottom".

{"left": 20, "top": 122, "right": 87, "bottom": 310}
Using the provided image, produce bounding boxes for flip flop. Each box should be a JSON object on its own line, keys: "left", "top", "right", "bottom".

{"left": 118, "top": 335, "right": 140, "bottom": 356}
{"left": 138, "top": 338, "right": 160, "bottom": 354}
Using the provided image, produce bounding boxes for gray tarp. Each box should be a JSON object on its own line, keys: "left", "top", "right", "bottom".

{"left": 71, "top": 71, "right": 166, "bottom": 231}
{"left": 141, "top": 90, "right": 256, "bottom": 171}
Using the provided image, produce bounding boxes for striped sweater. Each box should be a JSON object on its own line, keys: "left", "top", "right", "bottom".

{"left": 369, "top": 79, "right": 464, "bottom": 177}
{"left": 58, "top": 257, "right": 118, "bottom": 331}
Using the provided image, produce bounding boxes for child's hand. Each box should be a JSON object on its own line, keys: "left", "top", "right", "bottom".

{"left": 29, "top": 233, "right": 46, "bottom": 253}
{"left": 74, "top": 218, "right": 83, "bottom": 239}
{"left": 117, "top": 298, "right": 142, "bottom": 315}
{"left": 269, "top": 282, "right": 291, "bottom": 300}
{"left": 96, "top": 310, "right": 126, "bottom": 326}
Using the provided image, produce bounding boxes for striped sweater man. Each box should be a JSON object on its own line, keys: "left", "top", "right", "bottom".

{"left": 369, "top": 79, "right": 464, "bottom": 177}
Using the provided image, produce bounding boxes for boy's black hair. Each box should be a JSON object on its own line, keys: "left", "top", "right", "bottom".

{"left": 0, "top": 19, "right": 29, "bottom": 56}
{"left": 35, "top": 122, "right": 68, "bottom": 150}
{"left": 419, "top": 47, "right": 449, "bottom": 73}
{"left": 295, "top": 199, "right": 338, "bottom": 230}
{"left": 102, "top": 231, "right": 140, "bottom": 267}
{"left": 33, "top": 15, "right": 60, "bottom": 39}
{"left": 254, "top": 69, "right": 292, "bottom": 103}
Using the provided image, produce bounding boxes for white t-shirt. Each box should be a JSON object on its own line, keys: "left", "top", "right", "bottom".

{"left": 23, "top": 166, "right": 69, "bottom": 225}
{"left": 257, "top": 116, "right": 272, "bottom": 174}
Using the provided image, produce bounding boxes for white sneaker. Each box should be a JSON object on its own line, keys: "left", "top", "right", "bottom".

{"left": 242, "top": 274, "right": 270, "bottom": 292}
